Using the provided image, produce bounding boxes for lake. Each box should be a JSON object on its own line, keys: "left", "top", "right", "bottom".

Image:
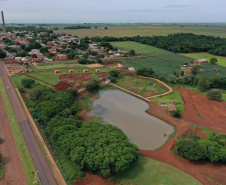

{"left": 88, "top": 89, "right": 174, "bottom": 150}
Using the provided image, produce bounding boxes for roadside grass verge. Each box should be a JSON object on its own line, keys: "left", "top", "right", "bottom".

{"left": 116, "top": 156, "right": 201, "bottom": 185}
{"left": 0, "top": 165, "right": 4, "bottom": 179}
{"left": 0, "top": 77, "right": 41, "bottom": 185}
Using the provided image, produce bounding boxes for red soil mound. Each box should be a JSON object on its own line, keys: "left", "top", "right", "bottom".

{"left": 177, "top": 87, "right": 226, "bottom": 134}
{"left": 75, "top": 173, "right": 114, "bottom": 185}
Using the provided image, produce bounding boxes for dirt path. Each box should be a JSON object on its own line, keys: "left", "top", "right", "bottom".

{"left": 177, "top": 87, "right": 226, "bottom": 134}
{"left": 140, "top": 93, "right": 226, "bottom": 185}
{"left": 0, "top": 93, "right": 27, "bottom": 185}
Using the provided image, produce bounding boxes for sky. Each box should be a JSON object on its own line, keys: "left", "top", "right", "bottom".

{"left": 1, "top": 0, "right": 226, "bottom": 23}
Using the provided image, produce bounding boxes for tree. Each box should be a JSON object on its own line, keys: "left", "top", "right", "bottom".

{"left": 210, "top": 58, "right": 218, "bottom": 65}
{"left": 197, "top": 76, "right": 211, "bottom": 91}
{"left": 21, "top": 78, "right": 35, "bottom": 88}
{"left": 97, "top": 58, "right": 102, "bottom": 63}
{"left": 191, "top": 65, "right": 200, "bottom": 75}
{"left": 104, "top": 27, "right": 108, "bottom": 30}
{"left": 67, "top": 52, "right": 75, "bottom": 60}
{"left": 0, "top": 49, "right": 6, "bottom": 59}
{"left": 129, "top": 49, "right": 136, "bottom": 56}
{"left": 109, "top": 69, "right": 120, "bottom": 78}
{"left": 207, "top": 89, "right": 222, "bottom": 102}
{"left": 181, "top": 71, "right": 184, "bottom": 76}
{"left": 65, "top": 87, "right": 78, "bottom": 98}
{"left": 85, "top": 75, "right": 101, "bottom": 92}
{"left": 135, "top": 68, "right": 156, "bottom": 78}
{"left": 78, "top": 58, "right": 90, "bottom": 64}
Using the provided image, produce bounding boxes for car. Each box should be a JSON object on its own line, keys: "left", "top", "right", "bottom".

{"left": 7, "top": 86, "right": 10, "bottom": 89}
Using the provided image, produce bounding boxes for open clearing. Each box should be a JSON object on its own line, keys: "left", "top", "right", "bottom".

{"left": 54, "top": 24, "right": 226, "bottom": 38}
{"left": 180, "top": 52, "right": 226, "bottom": 67}
{"left": 116, "top": 156, "right": 201, "bottom": 185}
{"left": 110, "top": 41, "right": 171, "bottom": 56}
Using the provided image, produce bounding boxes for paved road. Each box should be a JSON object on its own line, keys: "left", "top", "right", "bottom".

{"left": 0, "top": 62, "right": 57, "bottom": 185}
{"left": 0, "top": 93, "right": 27, "bottom": 185}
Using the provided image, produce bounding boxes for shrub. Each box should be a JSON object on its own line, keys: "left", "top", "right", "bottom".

{"left": 109, "top": 69, "right": 120, "bottom": 78}
{"left": 21, "top": 78, "right": 35, "bottom": 88}
{"left": 171, "top": 110, "right": 181, "bottom": 118}
{"left": 207, "top": 89, "right": 222, "bottom": 102}
{"left": 210, "top": 58, "right": 218, "bottom": 65}
{"left": 85, "top": 76, "right": 101, "bottom": 92}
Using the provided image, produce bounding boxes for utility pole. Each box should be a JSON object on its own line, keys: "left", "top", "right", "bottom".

{"left": 1, "top": 11, "right": 6, "bottom": 36}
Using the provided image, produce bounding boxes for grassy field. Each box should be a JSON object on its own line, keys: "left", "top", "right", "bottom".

{"left": 151, "top": 90, "right": 184, "bottom": 114}
{"left": 110, "top": 41, "right": 171, "bottom": 56}
{"left": 10, "top": 75, "right": 47, "bottom": 88}
{"left": 115, "top": 74, "right": 167, "bottom": 97}
{"left": 180, "top": 53, "right": 226, "bottom": 67}
{"left": 37, "top": 63, "right": 67, "bottom": 70}
{"left": 116, "top": 156, "right": 201, "bottom": 185}
{"left": 0, "top": 77, "right": 41, "bottom": 185}
{"left": 54, "top": 24, "right": 226, "bottom": 38}
{"left": 28, "top": 74, "right": 60, "bottom": 84}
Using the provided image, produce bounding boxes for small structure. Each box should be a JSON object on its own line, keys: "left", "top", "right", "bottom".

{"left": 83, "top": 69, "right": 88, "bottom": 73}
{"left": 167, "top": 103, "right": 176, "bottom": 113}
{"left": 117, "top": 63, "right": 123, "bottom": 68}
{"left": 128, "top": 67, "right": 135, "bottom": 71}
{"left": 69, "top": 69, "right": 74, "bottom": 73}
{"left": 105, "top": 79, "right": 111, "bottom": 84}
{"left": 194, "top": 59, "right": 208, "bottom": 65}
{"left": 96, "top": 69, "right": 100, "bottom": 72}
{"left": 55, "top": 70, "right": 60, "bottom": 73}
{"left": 213, "top": 68, "right": 219, "bottom": 72}
{"left": 184, "top": 71, "right": 191, "bottom": 75}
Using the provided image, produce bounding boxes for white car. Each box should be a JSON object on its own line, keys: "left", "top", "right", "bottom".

{"left": 7, "top": 86, "right": 10, "bottom": 89}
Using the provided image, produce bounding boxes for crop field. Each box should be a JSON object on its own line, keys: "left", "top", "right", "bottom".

{"left": 36, "top": 63, "right": 67, "bottom": 70}
{"left": 116, "top": 156, "right": 201, "bottom": 185}
{"left": 115, "top": 74, "right": 167, "bottom": 97}
{"left": 54, "top": 24, "right": 226, "bottom": 38}
{"left": 180, "top": 53, "right": 226, "bottom": 67}
{"left": 110, "top": 41, "right": 172, "bottom": 56}
{"left": 198, "top": 64, "right": 226, "bottom": 78}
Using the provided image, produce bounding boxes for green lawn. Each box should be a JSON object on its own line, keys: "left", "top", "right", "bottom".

{"left": 115, "top": 74, "right": 167, "bottom": 97}
{"left": 10, "top": 75, "right": 47, "bottom": 88}
{"left": 151, "top": 90, "right": 184, "bottom": 115}
{"left": 37, "top": 63, "right": 67, "bottom": 70}
{"left": 0, "top": 77, "right": 41, "bottom": 185}
{"left": 110, "top": 41, "right": 172, "bottom": 56}
{"left": 180, "top": 53, "right": 226, "bottom": 67}
{"left": 116, "top": 156, "right": 201, "bottom": 185}
{"left": 27, "top": 74, "right": 59, "bottom": 84}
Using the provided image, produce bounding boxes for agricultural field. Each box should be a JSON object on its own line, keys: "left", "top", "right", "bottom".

{"left": 27, "top": 74, "right": 60, "bottom": 84}
{"left": 54, "top": 24, "right": 226, "bottom": 38}
{"left": 115, "top": 74, "right": 167, "bottom": 97}
{"left": 199, "top": 63, "right": 226, "bottom": 78}
{"left": 180, "top": 53, "right": 226, "bottom": 67}
{"left": 36, "top": 63, "right": 67, "bottom": 70}
{"left": 116, "top": 156, "right": 201, "bottom": 185}
{"left": 110, "top": 41, "right": 171, "bottom": 56}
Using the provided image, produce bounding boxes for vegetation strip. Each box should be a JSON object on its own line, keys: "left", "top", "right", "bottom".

{"left": 15, "top": 88, "right": 67, "bottom": 185}
{"left": 0, "top": 77, "right": 40, "bottom": 185}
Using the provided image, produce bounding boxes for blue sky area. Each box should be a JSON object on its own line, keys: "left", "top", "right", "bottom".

{"left": 1, "top": 0, "right": 226, "bottom": 23}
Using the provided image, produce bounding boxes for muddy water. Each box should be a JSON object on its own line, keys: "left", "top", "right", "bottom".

{"left": 88, "top": 89, "right": 174, "bottom": 150}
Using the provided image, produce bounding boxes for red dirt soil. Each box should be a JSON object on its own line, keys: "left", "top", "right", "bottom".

{"left": 75, "top": 173, "right": 114, "bottom": 185}
{"left": 177, "top": 87, "right": 226, "bottom": 134}
{"left": 140, "top": 88, "right": 226, "bottom": 185}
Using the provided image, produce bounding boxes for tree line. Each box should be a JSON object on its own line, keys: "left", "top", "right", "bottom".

{"left": 89, "top": 33, "right": 226, "bottom": 56}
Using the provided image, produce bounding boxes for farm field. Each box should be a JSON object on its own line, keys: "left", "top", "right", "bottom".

{"left": 110, "top": 41, "right": 172, "bottom": 56}
{"left": 115, "top": 74, "right": 167, "bottom": 97}
{"left": 116, "top": 156, "right": 201, "bottom": 185}
{"left": 180, "top": 53, "right": 226, "bottom": 67}
{"left": 27, "top": 74, "right": 60, "bottom": 84}
{"left": 36, "top": 63, "right": 67, "bottom": 70}
{"left": 54, "top": 24, "right": 226, "bottom": 38}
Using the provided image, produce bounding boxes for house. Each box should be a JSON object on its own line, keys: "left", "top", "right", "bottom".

{"left": 89, "top": 44, "right": 98, "bottom": 49}
{"left": 184, "top": 71, "right": 191, "bottom": 75}
{"left": 105, "top": 79, "right": 111, "bottom": 84}
{"left": 181, "top": 65, "right": 192, "bottom": 69}
{"left": 128, "top": 67, "right": 135, "bottom": 71}
{"left": 55, "top": 70, "right": 60, "bottom": 73}
{"left": 117, "top": 64, "right": 123, "bottom": 68}
{"left": 96, "top": 69, "right": 100, "bottom": 72}
{"left": 194, "top": 59, "right": 208, "bottom": 65}
{"left": 32, "top": 58, "right": 41, "bottom": 62}
{"left": 15, "top": 57, "right": 22, "bottom": 61}
{"left": 57, "top": 54, "right": 68, "bottom": 60}
{"left": 83, "top": 69, "right": 88, "bottom": 73}
{"left": 213, "top": 68, "right": 219, "bottom": 72}
{"left": 69, "top": 69, "right": 74, "bottom": 73}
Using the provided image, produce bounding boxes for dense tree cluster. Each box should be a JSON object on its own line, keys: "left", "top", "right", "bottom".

{"left": 90, "top": 33, "right": 226, "bottom": 56}
{"left": 175, "top": 133, "right": 226, "bottom": 163}
{"left": 207, "top": 89, "right": 222, "bottom": 102}
{"left": 24, "top": 82, "right": 139, "bottom": 177}
{"left": 135, "top": 68, "right": 158, "bottom": 78}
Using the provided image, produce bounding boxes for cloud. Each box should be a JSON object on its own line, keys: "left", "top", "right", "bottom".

{"left": 162, "top": 5, "right": 191, "bottom": 9}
